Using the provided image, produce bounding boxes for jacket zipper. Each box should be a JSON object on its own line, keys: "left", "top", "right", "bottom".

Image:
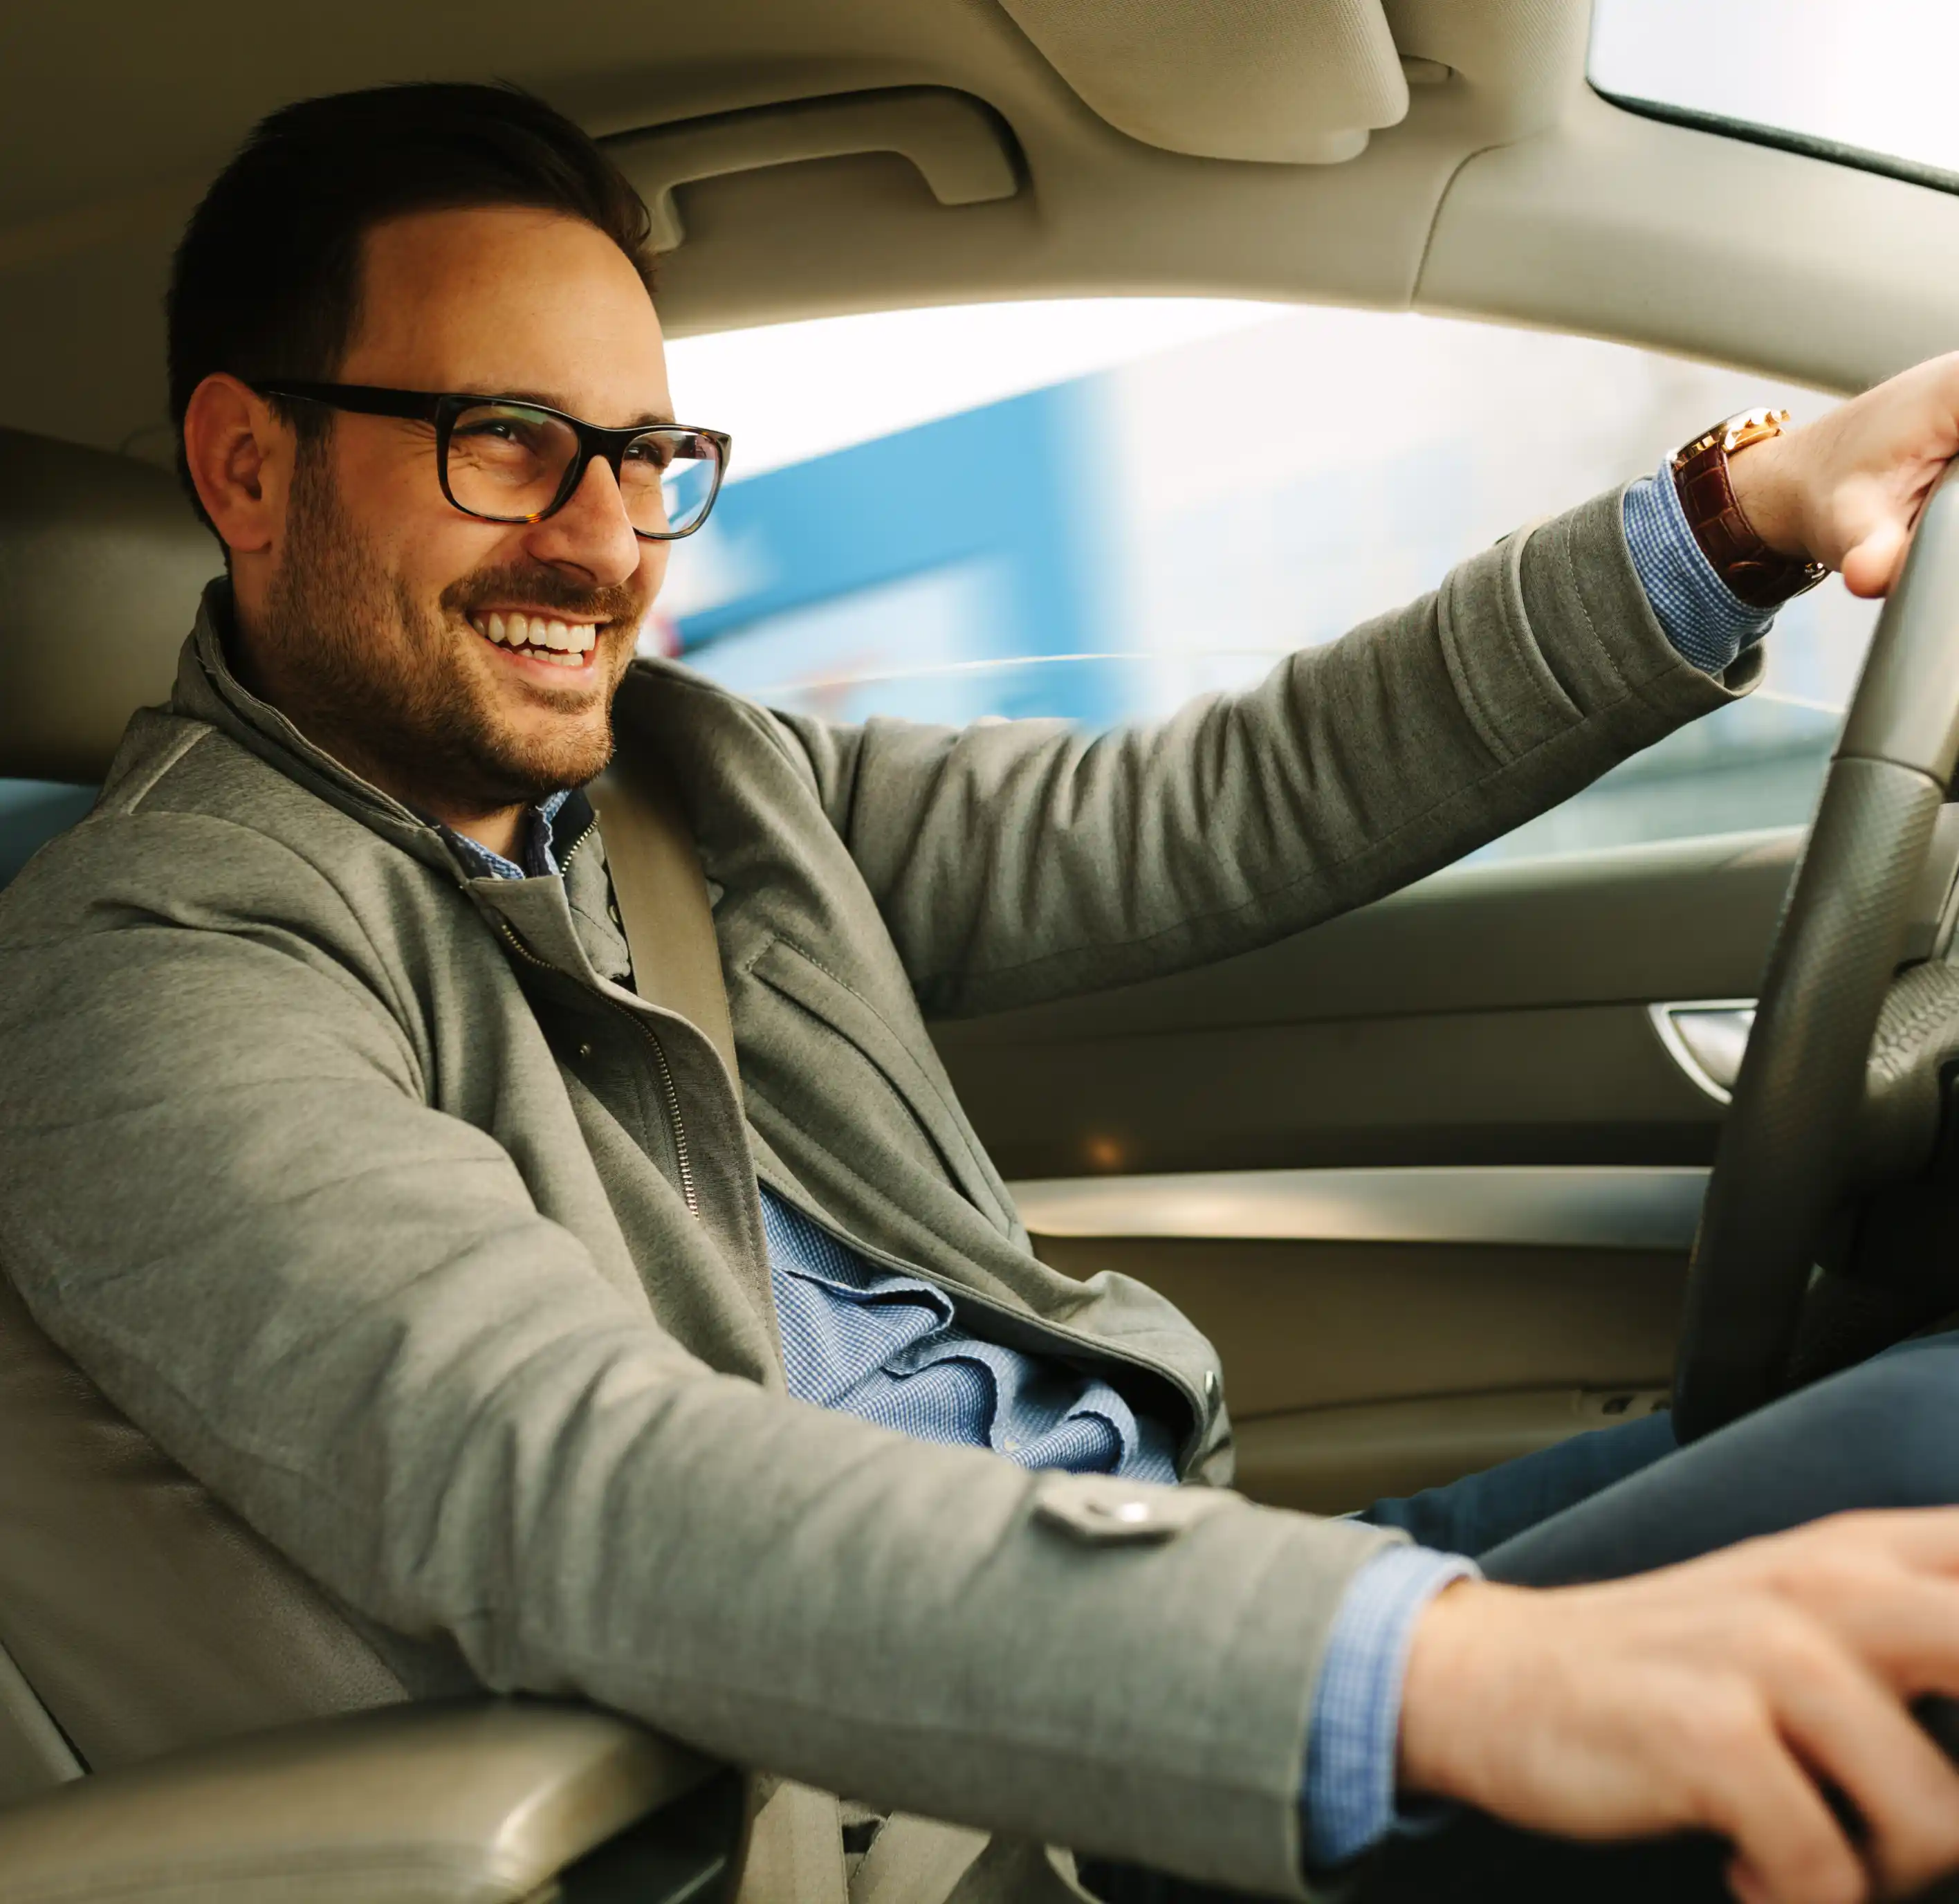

{"left": 631, "top": 1012, "right": 699, "bottom": 1220}
{"left": 494, "top": 917, "right": 701, "bottom": 1221}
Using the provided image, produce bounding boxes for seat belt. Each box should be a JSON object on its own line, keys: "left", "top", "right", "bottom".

{"left": 586, "top": 757, "right": 740, "bottom": 1092}
{"left": 585, "top": 761, "right": 1013, "bottom": 1904}
{"left": 588, "top": 763, "right": 852, "bottom": 1901}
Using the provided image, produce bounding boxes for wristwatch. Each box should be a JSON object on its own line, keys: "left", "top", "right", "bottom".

{"left": 1671, "top": 409, "right": 1828, "bottom": 610}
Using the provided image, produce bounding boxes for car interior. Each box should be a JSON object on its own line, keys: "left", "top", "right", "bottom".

{"left": 4, "top": 0, "right": 1959, "bottom": 1898}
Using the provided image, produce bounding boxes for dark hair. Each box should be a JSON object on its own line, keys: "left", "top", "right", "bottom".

{"left": 167, "top": 81, "right": 659, "bottom": 522}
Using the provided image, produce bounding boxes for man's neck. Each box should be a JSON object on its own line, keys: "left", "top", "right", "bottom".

{"left": 283, "top": 714, "right": 533, "bottom": 861}
{"left": 221, "top": 594, "right": 531, "bottom": 860}
{"left": 425, "top": 800, "right": 528, "bottom": 862}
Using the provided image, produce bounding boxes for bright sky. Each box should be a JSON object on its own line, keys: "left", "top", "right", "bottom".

{"left": 1589, "top": 0, "right": 1959, "bottom": 174}
{"left": 663, "top": 300, "right": 1280, "bottom": 479}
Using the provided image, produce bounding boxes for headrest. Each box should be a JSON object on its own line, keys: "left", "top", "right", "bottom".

{"left": 0, "top": 427, "right": 220, "bottom": 785}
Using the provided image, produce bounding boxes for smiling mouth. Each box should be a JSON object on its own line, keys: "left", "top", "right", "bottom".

{"left": 466, "top": 609, "right": 599, "bottom": 668}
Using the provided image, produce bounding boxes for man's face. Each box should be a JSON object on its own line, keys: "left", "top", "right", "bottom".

{"left": 241, "top": 205, "right": 673, "bottom": 818}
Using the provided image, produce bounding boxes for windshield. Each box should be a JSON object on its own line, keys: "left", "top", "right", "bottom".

{"left": 1589, "top": 0, "right": 1959, "bottom": 191}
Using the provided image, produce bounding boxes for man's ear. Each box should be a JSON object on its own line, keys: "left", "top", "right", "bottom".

{"left": 181, "top": 374, "right": 292, "bottom": 558}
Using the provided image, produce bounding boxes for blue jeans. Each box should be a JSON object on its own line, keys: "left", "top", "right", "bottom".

{"left": 1375, "top": 1327, "right": 1959, "bottom": 1585}
{"left": 1080, "top": 1331, "right": 1959, "bottom": 1902}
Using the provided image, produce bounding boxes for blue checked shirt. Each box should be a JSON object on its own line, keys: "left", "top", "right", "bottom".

{"left": 446, "top": 462, "right": 1770, "bottom": 1874}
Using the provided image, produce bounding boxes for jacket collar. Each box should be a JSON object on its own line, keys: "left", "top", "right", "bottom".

{"left": 172, "top": 578, "right": 514, "bottom": 885}
{"left": 169, "top": 582, "right": 636, "bottom": 1000}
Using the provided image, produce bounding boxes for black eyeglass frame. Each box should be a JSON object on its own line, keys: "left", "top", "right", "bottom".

{"left": 252, "top": 380, "right": 732, "bottom": 540}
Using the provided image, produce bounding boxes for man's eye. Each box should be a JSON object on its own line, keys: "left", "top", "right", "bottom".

{"left": 460, "top": 421, "right": 526, "bottom": 446}
{"left": 625, "top": 437, "right": 676, "bottom": 470}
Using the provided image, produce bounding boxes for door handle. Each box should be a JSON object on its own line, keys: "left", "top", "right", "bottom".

{"left": 1650, "top": 1000, "right": 1756, "bottom": 1104}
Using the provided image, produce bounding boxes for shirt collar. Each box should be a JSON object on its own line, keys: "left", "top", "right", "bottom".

{"left": 438, "top": 788, "right": 575, "bottom": 881}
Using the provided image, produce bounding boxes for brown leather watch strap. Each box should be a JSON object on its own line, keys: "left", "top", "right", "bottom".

{"left": 1672, "top": 410, "right": 1827, "bottom": 611}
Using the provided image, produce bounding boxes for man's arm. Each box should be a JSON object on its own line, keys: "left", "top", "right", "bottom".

{"left": 775, "top": 484, "right": 1751, "bottom": 1020}
{"left": 0, "top": 812, "right": 1396, "bottom": 1898}
{"left": 778, "top": 351, "right": 1959, "bottom": 1025}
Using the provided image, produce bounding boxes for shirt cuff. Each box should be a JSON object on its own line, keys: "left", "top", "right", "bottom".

{"left": 1621, "top": 452, "right": 1776, "bottom": 675}
{"left": 1300, "top": 1543, "right": 1480, "bottom": 1871}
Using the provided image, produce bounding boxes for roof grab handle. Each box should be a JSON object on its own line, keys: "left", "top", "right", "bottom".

{"left": 608, "top": 88, "right": 1022, "bottom": 253}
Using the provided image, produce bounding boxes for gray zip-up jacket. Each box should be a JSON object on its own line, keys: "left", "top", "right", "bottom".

{"left": 0, "top": 487, "right": 1752, "bottom": 1896}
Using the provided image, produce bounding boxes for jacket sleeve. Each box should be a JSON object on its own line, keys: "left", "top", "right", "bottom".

{"left": 0, "top": 812, "right": 1397, "bottom": 1900}
{"left": 772, "top": 486, "right": 1760, "bottom": 1018}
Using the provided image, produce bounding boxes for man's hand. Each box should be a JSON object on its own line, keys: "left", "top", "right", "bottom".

{"left": 1397, "top": 1511, "right": 1959, "bottom": 1904}
{"left": 1727, "top": 353, "right": 1959, "bottom": 600}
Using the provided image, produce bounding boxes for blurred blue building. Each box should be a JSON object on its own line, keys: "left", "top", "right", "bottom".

{"left": 672, "top": 381, "right": 1128, "bottom": 729}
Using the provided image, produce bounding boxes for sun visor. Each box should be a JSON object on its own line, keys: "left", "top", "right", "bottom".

{"left": 997, "top": 0, "right": 1410, "bottom": 163}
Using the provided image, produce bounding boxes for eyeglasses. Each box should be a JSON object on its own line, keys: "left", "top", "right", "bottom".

{"left": 252, "top": 381, "right": 731, "bottom": 540}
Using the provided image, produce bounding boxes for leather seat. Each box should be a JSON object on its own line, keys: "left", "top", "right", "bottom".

{"left": 0, "top": 426, "right": 412, "bottom": 1799}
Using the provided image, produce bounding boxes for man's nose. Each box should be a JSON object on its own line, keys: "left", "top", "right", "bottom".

{"left": 519, "top": 454, "right": 642, "bottom": 587}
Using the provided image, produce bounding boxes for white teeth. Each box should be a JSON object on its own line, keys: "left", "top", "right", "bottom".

{"left": 470, "top": 610, "right": 598, "bottom": 659}
{"left": 538, "top": 619, "right": 598, "bottom": 654}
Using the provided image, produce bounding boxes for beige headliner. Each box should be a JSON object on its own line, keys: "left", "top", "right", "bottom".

{"left": 2, "top": 0, "right": 1953, "bottom": 468}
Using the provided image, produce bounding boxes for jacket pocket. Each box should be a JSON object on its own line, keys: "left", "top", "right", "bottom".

{"left": 748, "top": 938, "right": 1015, "bottom": 1230}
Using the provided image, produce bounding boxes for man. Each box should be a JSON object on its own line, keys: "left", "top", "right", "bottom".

{"left": 5, "top": 78, "right": 1959, "bottom": 1904}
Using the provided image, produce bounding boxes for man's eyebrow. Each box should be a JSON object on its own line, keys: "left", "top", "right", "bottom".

{"left": 488, "top": 387, "right": 676, "bottom": 428}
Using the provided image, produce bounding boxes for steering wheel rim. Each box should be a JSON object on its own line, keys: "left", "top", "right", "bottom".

{"left": 1673, "top": 464, "right": 1959, "bottom": 1444}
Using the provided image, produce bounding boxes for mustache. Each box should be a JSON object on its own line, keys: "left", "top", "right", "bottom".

{"left": 441, "top": 563, "right": 645, "bottom": 629}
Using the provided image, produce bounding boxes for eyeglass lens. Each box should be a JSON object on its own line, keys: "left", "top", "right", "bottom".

{"left": 444, "top": 402, "right": 719, "bottom": 536}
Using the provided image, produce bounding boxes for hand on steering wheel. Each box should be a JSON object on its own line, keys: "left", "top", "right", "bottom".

{"left": 1730, "top": 352, "right": 1959, "bottom": 600}
{"left": 1677, "top": 360, "right": 1959, "bottom": 1441}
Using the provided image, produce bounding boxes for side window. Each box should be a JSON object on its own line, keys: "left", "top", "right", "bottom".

{"left": 661, "top": 302, "right": 1876, "bottom": 863}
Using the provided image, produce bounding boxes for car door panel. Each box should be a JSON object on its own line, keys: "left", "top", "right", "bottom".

{"left": 1032, "top": 1232, "right": 1684, "bottom": 1511}
{"left": 930, "top": 829, "right": 1798, "bottom": 1508}
{"left": 961, "top": 1001, "right": 1714, "bottom": 1180}
{"left": 932, "top": 826, "right": 1797, "bottom": 1179}
{"left": 1227, "top": 1386, "right": 1674, "bottom": 1517}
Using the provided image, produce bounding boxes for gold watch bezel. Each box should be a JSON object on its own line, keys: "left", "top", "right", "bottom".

{"left": 1720, "top": 408, "right": 1794, "bottom": 457}
{"left": 1674, "top": 408, "right": 1794, "bottom": 473}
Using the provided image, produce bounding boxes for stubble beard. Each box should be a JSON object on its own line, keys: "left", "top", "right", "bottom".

{"left": 260, "top": 443, "right": 633, "bottom": 816}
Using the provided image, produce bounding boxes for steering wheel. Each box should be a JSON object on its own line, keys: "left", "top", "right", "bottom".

{"left": 1673, "top": 464, "right": 1959, "bottom": 1443}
